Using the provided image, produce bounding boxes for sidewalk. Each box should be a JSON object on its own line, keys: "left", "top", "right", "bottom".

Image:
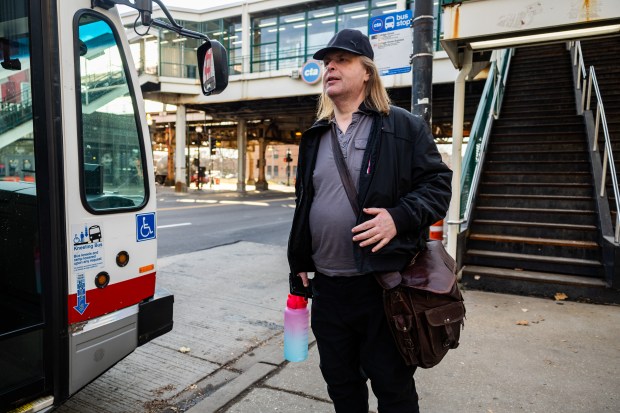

{"left": 56, "top": 239, "right": 620, "bottom": 413}
{"left": 180, "top": 243, "right": 620, "bottom": 413}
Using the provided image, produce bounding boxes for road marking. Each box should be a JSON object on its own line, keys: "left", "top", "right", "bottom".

{"left": 220, "top": 200, "right": 269, "bottom": 207}
{"left": 158, "top": 196, "right": 295, "bottom": 212}
{"left": 158, "top": 222, "right": 192, "bottom": 229}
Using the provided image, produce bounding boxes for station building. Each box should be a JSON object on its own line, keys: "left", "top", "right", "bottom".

{"left": 121, "top": 0, "right": 484, "bottom": 188}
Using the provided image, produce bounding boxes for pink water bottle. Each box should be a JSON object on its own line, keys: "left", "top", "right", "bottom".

{"left": 284, "top": 294, "right": 309, "bottom": 362}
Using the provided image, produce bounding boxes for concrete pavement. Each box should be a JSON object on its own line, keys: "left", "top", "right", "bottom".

{"left": 182, "top": 244, "right": 620, "bottom": 413}
{"left": 56, "top": 185, "right": 620, "bottom": 413}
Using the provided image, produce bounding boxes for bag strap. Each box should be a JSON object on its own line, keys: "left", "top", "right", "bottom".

{"left": 330, "top": 124, "right": 360, "bottom": 216}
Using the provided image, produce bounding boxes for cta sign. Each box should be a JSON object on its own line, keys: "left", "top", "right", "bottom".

{"left": 369, "top": 10, "right": 413, "bottom": 76}
{"left": 301, "top": 61, "right": 322, "bottom": 84}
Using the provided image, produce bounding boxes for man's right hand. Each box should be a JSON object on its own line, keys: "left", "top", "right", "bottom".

{"left": 298, "top": 272, "right": 309, "bottom": 287}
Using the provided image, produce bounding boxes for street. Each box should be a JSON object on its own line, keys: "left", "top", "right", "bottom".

{"left": 155, "top": 186, "right": 296, "bottom": 257}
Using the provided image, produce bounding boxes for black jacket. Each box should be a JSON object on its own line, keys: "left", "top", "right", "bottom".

{"left": 287, "top": 105, "right": 452, "bottom": 276}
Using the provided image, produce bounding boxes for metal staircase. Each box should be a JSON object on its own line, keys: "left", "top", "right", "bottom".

{"left": 459, "top": 44, "right": 617, "bottom": 302}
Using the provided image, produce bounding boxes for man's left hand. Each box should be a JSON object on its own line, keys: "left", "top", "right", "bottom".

{"left": 352, "top": 208, "right": 397, "bottom": 252}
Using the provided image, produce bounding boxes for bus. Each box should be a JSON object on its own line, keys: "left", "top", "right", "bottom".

{"left": 0, "top": 1, "right": 227, "bottom": 411}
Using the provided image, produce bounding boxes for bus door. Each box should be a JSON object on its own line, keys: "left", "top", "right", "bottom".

{"left": 0, "top": 1, "right": 51, "bottom": 411}
{"left": 59, "top": 0, "right": 163, "bottom": 396}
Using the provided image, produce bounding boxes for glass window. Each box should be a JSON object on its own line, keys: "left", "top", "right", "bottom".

{"left": 278, "top": 12, "right": 305, "bottom": 69}
{"left": 227, "top": 22, "right": 243, "bottom": 74}
{"left": 371, "top": 0, "right": 399, "bottom": 16}
{"left": 252, "top": 16, "right": 278, "bottom": 72}
{"left": 307, "top": 6, "right": 337, "bottom": 59}
{"left": 76, "top": 13, "right": 147, "bottom": 211}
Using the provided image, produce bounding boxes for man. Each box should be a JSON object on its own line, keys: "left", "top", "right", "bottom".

{"left": 287, "top": 29, "right": 452, "bottom": 413}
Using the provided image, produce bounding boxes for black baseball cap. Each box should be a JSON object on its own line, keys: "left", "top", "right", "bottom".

{"left": 313, "top": 29, "right": 374, "bottom": 61}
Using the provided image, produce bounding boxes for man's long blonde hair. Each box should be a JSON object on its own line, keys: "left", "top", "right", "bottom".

{"left": 316, "top": 56, "right": 391, "bottom": 120}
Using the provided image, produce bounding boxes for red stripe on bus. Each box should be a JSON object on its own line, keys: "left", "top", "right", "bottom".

{"left": 68, "top": 272, "right": 156, "bottom": 324}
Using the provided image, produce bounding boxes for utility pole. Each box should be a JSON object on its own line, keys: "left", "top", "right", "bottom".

{"left": 411, "top": 0, "right": 434, "bottom": 127}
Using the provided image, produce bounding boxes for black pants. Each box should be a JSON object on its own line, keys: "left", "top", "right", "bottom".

{"left": 311, "top": 272, "right": 419, "bottom": 413}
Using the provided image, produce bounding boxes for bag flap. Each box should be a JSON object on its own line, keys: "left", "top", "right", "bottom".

{"left": 375, "top": 271, "right": 402, "bottom": 290}
{"left": 425, "top": 301, "right": 465, "bottom": 327}
{"left": 400, "top": 241, "right": 457, "bottom": 294}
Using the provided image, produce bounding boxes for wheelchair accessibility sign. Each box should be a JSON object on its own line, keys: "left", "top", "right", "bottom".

{"left": 136, "top": 212, "right": 156, "bottom": 242}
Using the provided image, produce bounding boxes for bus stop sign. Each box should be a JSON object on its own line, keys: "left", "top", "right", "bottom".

{"left": 369, "top": 10, "right": 413, "bottom": 76}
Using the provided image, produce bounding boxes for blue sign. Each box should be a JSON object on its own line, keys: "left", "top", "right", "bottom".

{"left": 369, "top": 10, "right": 413, "bottom": 76}
{"left": 369, "top": 10, "right": 412, "bottom": 34}
{"left": 136, "top": 212, "right": 156, "bottom": 242}
{"left": 301, "top": 61, "right": 322, "bottom": 84}
{"left": 74, "top": 274, "right": 89, "bottom": 315}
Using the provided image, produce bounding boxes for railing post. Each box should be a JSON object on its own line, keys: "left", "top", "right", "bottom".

{"left": 581, "top": 79, "right": 587, "bottom": 113}
{"left": 573, "top": 41, "right": 578, "bottom": 66}
{"left": 447, "top": 49, "right": 472, "bottom": 258}
{"left": 601, "top": 148, "right": 608, "bottom": 198}
{"left": 586, "top": 70, "right": 593, "bottom": 111}
{"left": 593, "top": 107, "right": 601, "bottom": 152}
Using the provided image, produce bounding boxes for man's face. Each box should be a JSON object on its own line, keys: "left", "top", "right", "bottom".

{"left": 322, "top": 51, "right": 369, "bottom": 103}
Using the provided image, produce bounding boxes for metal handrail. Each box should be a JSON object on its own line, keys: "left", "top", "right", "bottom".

{"left": 570, "top": 41, "right": 589, "bottom": 113}
{"left": 571, "top": 40, "right": 620, "bottom": 242}
{"left": 459, "top": 49, "right": 513, "bottom": 229}
{"left": 586, "top": 66, "right": 620, "bottom": 242}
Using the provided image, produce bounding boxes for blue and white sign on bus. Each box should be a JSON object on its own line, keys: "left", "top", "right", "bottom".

{"left": 369, "top": 10, "right": 413, "bottom": 76}
{"left": 301, "top": 60, "right": 322, "bottom": 84}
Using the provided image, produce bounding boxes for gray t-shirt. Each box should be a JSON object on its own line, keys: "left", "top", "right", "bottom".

{"left": 309, "top": 112, "right": 373, "bottom": 276}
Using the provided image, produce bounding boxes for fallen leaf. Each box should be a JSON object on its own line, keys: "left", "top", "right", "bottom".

{"left": 516, "top": 320, "right": 529, "bottom": 326}
{"left": 554, "top": 292, "right": 568, "bottom": 301}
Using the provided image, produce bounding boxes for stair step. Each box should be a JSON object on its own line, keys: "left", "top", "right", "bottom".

{"left": 500, "top": 109, "right": 579, "bottom": 117}
{"left": 477, "top": 193, "right": 594, "bottom": 209}
{"left": 487, "top": 159, "right": 588, "bottom": 164}
{"left": 470, "top": 219, "right": 598, "bottom": 241}
{"left": 466, "top": 249, "right": 601, "bottom": 266}
{"left": 481, "top": 182, "right": 590, "bottom": 188}
{"left": 473, "top": 219, "right": 597, "bottom": 232}
{"left": 474, "top": 206, "right": 597, "bottom": 225}
{"left": 468, "top": 233, "right": 599, "bottom": 249}
{"left": 490, "top": 141, "right": 586, "bottom": 151}
{"left": 493, "top": 130, "right": 585, "bottom": 136}
{"left": 475, "top": 206, "right": 596, "bottom": 215}
{"left": 461, "top": 265, "right": 607, "bottom": 287}
{"left": 485, "top": 160, "right": 590, "bottom": 173}
{"left": 482, "top": 171, "right": 592, "bottom": 184}
{"left": 488, "top": 149, "right": 587, "bottom": 156}
{"left": 479, "top": 182, "right": 593, "bottom": 197}
{"left": 493, "top": 125, "right": 584, "bottom": 133}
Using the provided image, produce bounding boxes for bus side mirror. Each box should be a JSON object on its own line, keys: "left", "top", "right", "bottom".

{"left": 197, "top": 40, "right": 228, "bottom": 96}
